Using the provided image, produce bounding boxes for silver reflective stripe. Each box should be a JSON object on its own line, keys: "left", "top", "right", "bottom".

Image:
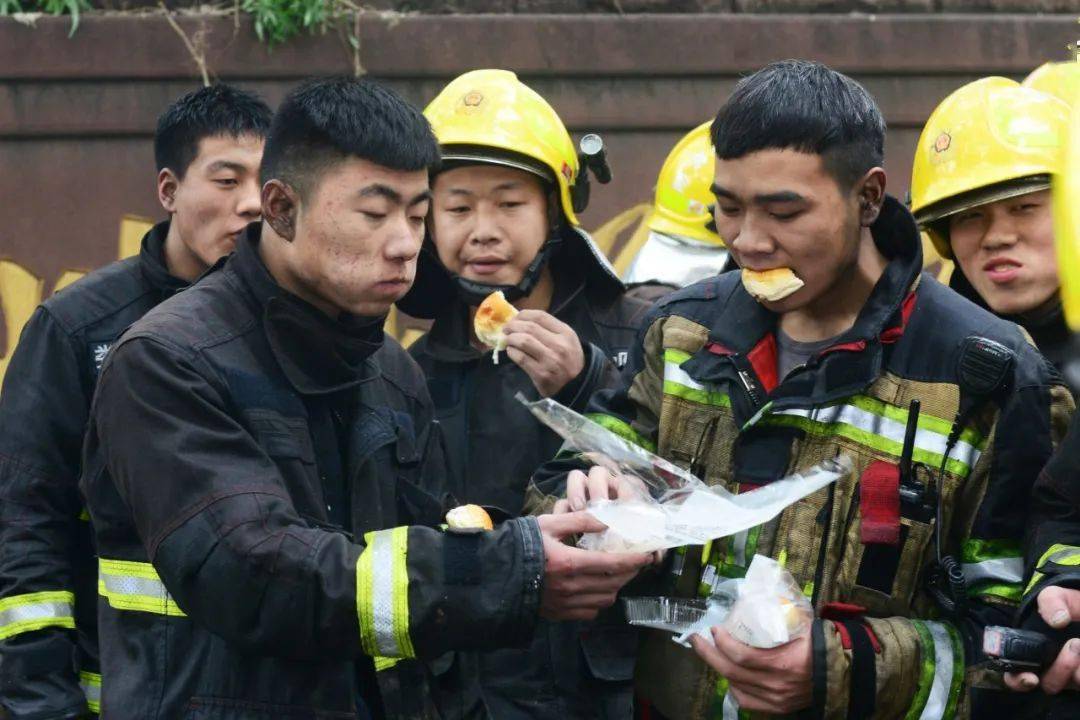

{"left": 0, "top": 599, "right": 72, "bottom": 630}
{"left": 919, "top": 622, "right": 955, "bottom": 720}
{"left": 731, "top": 529, "right": 749, "bottom": 567}
{"left": 665, "top": 361, "right": 707, "bottom": 391}
{"left": 80, "top": 673, "right": 101, "bottom": 710}
{"left": 670, "top": 552, "right": 686, "bottom": 576}
{"left": 1047, "top": 548, "right": 1080, "bottom": 566}
{"left": 369, "top": 532, "right": 401, "bottom": 657}
{"left": 722, "top": 691, "right": 740, "bottom": 720}
{"left": 99, "top": 573, "right": 170, "bottom": 600}
{"left": 773, "top": 403, "right": 982, "bottom": 471}
{"left": 700, "top": 564, "right": 718, "bottom": 591}
{"left": 962, "top": 557, "right": 1024, "bottom": 585}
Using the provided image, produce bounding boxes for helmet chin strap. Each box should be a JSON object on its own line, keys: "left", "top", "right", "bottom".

{"left": 452, "top": 228, "right": 562, "bottom": 306}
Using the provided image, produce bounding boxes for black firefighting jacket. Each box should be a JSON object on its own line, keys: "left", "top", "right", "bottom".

{"left": 79, "top": 226, "right": 545, "bottom": 720}
{"left": 409, "top": 253, "right": 651, "bottom": 720}
{"left": 529, "top": 197, "right": 1075, "bottom": 719}
{"left": 0, "top": 223, "right": 185, "bottom": 719}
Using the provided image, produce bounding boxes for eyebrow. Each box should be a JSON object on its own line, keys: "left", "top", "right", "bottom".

{"left": 206, "top": 160, "right": 248, "bottom": 174}
{"left": 711, "top": 184, "right": 806, "bottom": 205}
{"left": 359, "top": 184, "right": 432, "bottom": 207}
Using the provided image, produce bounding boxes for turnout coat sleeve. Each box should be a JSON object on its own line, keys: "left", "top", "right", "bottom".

{"left": 85, "top": 334, "right": 543, "bottom": 663}
{"left": 1020, "top": 408, "right": 1080, "bottom": 621}
{"left": 0, "top": 308, "right": 93, "bottom": 718}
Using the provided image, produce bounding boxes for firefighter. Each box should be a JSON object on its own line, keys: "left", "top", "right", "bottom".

{"left": 528, "top": 60, "right": 1075, "bottom": 719}
{"left": 623, "top": 121, "right": 729, "bottom": 289}
{"left": 78, "top": 76, "right": 651, "bottom": 720}
{"left": 1003, "top": 76, "right": 1080, "bottom": 702}
{"left": 400, "top": 69, "right": 651, "bottom": 720}
{"left": 0, "top": 84, "right": 271, "bottom": 719}
{"left": 910, "top": 77, "right": 1074, "bottom": 374}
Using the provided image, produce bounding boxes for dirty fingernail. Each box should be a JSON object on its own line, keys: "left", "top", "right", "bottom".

{"left": 1053, "top": 610, "right": 1070, "bottom": 628}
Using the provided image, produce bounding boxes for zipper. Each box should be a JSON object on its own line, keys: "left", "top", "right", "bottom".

{"left": 737, "top": 369, "right": 763, "bottom": 407}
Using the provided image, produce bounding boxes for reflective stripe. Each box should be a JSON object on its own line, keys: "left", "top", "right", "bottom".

{"left": 98, "top": 559, "right": 185, "bottom": 617}
{"left": 357, "top": 527, "right": 415, "bottom": 659}
{"left": 906, "top": 622, "right": 936, "bottom": 720}
{"left": 374, "top": 656, "right": 401, "bottom": 672}
{"left": 80, "top": 671, "right": 101, "bottom": 714}
{"left": 768, "top": 400, "right": 983, "bottom": 477}
{"left": 1024, "top": 543, "right": 1080, "bottom": 596}
{"left": 663, "top": 351, "right": 732, "bottom": 409}
{"left": 962, "top": 557, "right": 1024, "bottom": 586}
{"left": 584, "top": 413, "right": 657, "bottom": 452}
{"left": 919, "top": 622, "right": 962, "bottom": 720}
{"left": 0, "top": 590, "right": 75, "bottom": 640}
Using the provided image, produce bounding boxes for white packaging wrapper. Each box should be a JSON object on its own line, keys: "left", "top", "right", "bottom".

{"left": 721, "top": 555, "right": 813, "bottom": 648}
{"left": 517, "top": 394, "right": 852, "bottom": 554}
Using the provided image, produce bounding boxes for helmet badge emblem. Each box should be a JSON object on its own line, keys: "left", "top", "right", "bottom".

{"left": 933, "top": 132, "right": 952, "bottom": 153}
{"left": 463, "top": 91, "right": 484, "bottom": 107}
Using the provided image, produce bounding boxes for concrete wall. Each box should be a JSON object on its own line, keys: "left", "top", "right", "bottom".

{"left": 2, "top": 12, "right": 1078, "bottom": 376}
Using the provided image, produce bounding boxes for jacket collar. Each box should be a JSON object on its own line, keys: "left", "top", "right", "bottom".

{"left": 138, "top": 221, "right": 189, "bottom": 297}
{"left": 682, "top": 195, "right": 923, "bottom": 425}
{"left": 422, "top": 260, "right": 588, "bottom": 363}
{"left": 230, "top": 223, "right": 384, "bottom": 395}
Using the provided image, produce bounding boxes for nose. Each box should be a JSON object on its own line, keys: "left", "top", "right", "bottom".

{"left": 728, "top": 213, "right": 775, "bottom": 261}
{"left": 238, "top": 176, "right": 262, "bottom": 220}
{"left": 384, "top": 213, "right": 423, "bottom": 263}
{"left": 981, "top": 211, "right": 1019, "bottom": 251}
{"left": 468, "top": 204, "right": 504, "bottom": 247}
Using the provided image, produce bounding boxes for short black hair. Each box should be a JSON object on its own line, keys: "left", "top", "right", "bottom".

{"left": 154, "top": 84, "right": 272, "bottom": 178}
{"left": 710, "top": 60, "right": 886, "bottom": 189}
{"left": 260, "top": 76, "right": 440, "bottom": 196}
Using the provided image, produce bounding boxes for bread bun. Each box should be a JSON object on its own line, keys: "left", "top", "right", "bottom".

{"left": 741, "top": 267, "right": 804, "bottom": 302}
{"left": 474, "top": 291, "right": 518, "bottom": 352}
{"left": 446, "top": 504, "right": 494, "bottom": 531}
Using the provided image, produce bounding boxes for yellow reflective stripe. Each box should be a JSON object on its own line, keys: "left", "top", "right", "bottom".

{"left": 0, "top": 590, "right": 75, "bottom": 640}
{"left": 374, "top": 656, "right": 401, "bottom": 672}
{"left": 79, "top": 670, "right": 101, "bottom": 714}
{"left": 97, "top": 558, "right": 185, "bottom": 617}
{"left": 662, "top": 349, "right": 732, "bottom": 409}
{"left": 765, "top": 400, "right": 982, "bottom": 478}
{"left": 584, "top": 413, "right": 657, "bottom": 452}
{"left": 356, "top": 527, "right": 415, "bottom": 659}
{"left": 905, "top": 621, "right": 936, "bottom": 720}
{"left": 1024, "top": 543, "right": 1080, "bottom": 596}
{"left": 920, "top": 621, "right": 962, "bottom": 720}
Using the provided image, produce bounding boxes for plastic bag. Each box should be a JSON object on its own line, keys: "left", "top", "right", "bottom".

{"left": 519, "top": 389, "right": 851, "bottom": 554}
{"left": 626, "top": 556, "right": 812, "bottom": 652}
{"left": 721, "top": 555, "right": 813, "bottom": 648}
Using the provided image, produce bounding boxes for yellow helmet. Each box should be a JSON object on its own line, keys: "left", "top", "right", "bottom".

{"left": 647, "top": 122, "right": 723, "bottom": 246}
{"left": 910, "top": 77, "right": 1071, "bottom": 258}
{"left": 1054, "top": 97, "right": 1080, "bottom": 331}
{"left": 1024, "top": 61, "right": 1080, "bottom": 107}
{"left": 423, "top": 69, "right": 582, "bottom": 226}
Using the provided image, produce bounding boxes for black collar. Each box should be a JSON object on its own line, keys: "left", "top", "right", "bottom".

{"left": 138, "top": 221, "right": 189, "bottom": 297}
{"left": 230, "top": 224, "right": 385, "bottom": 396}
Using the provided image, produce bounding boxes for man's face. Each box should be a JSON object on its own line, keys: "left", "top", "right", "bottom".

{"left": 712, "top": 149, "right": 863, "bottom": 313}
{"left": 287, "top": 158, "right": 430, "bottom": 317}
{"left": 165, "top": 134, "right": 264, "bottom": 269}
{"left": 947, "top": 189, "right": 1058, "bottom": 316}
{"left": 431, "top": 164, "right": 549, "bottom": 286}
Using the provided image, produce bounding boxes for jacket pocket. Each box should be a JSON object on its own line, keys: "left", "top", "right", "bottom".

{"left": 835, "top": 461, "right": 936, "bottom": 616}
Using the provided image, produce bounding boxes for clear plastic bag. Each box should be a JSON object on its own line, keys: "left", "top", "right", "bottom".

{"left": 626, "top": 556, "right": 811, "bottom": 652}
{"left": 720, "top": 555, "right": 813, "bottom": 649}
{"left": 517, "top": 394, "right": 852, "bottom": 553}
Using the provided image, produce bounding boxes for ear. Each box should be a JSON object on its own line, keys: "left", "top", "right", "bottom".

{"left": 157, "top": 169, "right": 179, "bottom": 214}
{"left": 856, "top": 167, "right": 887, "bottom": 227}
{"left": 262, "top": 180, "right": 299, "bottom": 242}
